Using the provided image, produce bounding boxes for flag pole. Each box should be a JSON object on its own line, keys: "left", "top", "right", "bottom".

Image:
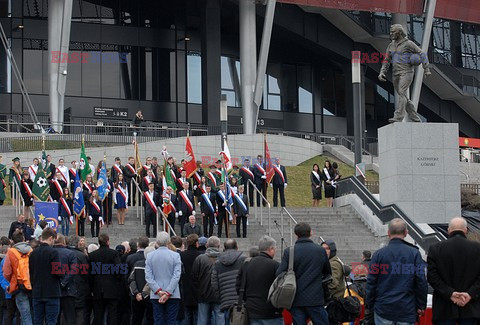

{"left": 104, "top": 152, "right": 109, "bottom": 228}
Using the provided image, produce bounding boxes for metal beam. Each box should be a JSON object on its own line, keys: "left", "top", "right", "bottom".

{"left": 253, "top": 0, "right": 276, "bottom": 129}
{"left": 411, "top": 0, "right": 437, "bottom": 110}
{"left": 240, "top": 0, "right": 256, "bottom": 134}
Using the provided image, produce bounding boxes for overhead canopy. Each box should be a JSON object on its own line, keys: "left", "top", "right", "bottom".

{"left": 277, "top": 0, "right": 480, "bottom": 25}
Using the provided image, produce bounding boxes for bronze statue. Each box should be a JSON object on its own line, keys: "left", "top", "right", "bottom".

{"left": 379, "top": 24, "right": 431, "bottom": 123}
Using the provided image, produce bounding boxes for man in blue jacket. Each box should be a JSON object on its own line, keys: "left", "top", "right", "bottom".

{"left": 366, "top": 218, "right": 428, "bottom": 325}
{"left": 277, "top": 222, "right": 331, "bottom": 324}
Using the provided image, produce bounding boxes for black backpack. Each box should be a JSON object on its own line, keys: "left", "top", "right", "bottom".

{"left": 326, "top": 282, "right": 361, "bottom": 324}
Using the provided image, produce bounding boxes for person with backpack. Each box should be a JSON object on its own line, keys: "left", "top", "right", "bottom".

{"left": 2, "top": 229, "right": 33, "bottom": 325}
{"left": 0, "top": 236, "right": 21, "bottom": 325}
{"left": 321, "top": 240, "right": 346, "bottom": 299}
{"left": 29, "top": 227, "right": 62, "bottom": 325}
{"left": 276, "top": 223, "right": 331, "bottom": 325}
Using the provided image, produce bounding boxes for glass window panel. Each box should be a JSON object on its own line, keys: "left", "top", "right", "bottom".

{"left": 323, "top": 100, "right": 335, "bottom": 116}
{"left": 82, "top": 50, "right": 101, "bottom": 97}
{"left": 65, "top": 50, "right": 82, "bottom": 96}
{"left": 267, "top": 95, "right": 281, "bottom": 111}
{"left": 221, "top": 56, "right": 234, "bottom": 90}
{"left": 145, "top": 49, "right": 152, "bottom": 100}
{"left": 222, "top": 90, "right": 236, "bottom": 107}
{"left": 298, "top": 87, "right": 312, "bottom": 113}
{"left": 268, "top": 75, "right": 280, "bottom": 94}
{"left": 23, "top": 49, "right": 42, "bottom": 94}
{"left": 187, "top": 53, "right": 202, "bottom": 104}
{"left": 101, "top": 50, "right": 121, "bottom": 98}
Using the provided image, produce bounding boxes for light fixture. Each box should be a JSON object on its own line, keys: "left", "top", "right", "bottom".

{"left": 177, "top": 37, "right": 191, "bottom": 43}
{"left": 14, "top": 25, "right": 24, "bottom": 31}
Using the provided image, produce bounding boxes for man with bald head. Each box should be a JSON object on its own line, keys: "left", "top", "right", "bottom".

{"left": 427, "top": 217, "right": 480, "bottom": 324}
{"left": 366, "top": 218, "right": 428, "bottom": 325}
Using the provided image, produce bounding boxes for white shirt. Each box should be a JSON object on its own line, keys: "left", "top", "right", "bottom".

{"left": 57, "top": 165, "right": 70, "bottom": 184}
{"left": 28, "top": 164, "right": 38, "bottom": 180}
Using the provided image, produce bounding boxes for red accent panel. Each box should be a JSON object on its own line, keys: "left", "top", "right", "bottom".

{"left": 460, "top": 137, "right": 480, "bottom": 148}
{"left": 277, "top": 0, "right": 424, "bottom": 15}
{"left": 435, "top": 0, "right": 480, "bottom": 25}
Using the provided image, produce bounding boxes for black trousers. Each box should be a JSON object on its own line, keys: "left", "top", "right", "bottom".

{"left": 217, "top": 212, "right": 229, "bottom": 238}
{"left": 131, "top": 297, "right": 153, "bottom": 325}
{"left": 93, "top": 298, "right": 117, "bottom": 325}
{"left": 90, "top": 216, "right": 100, "bottom": 237}
{"left": 128, "top": 180, "right": 136, "bottom": 206}
{"left": 145, "top": 213, "right": 157, "bottom": 238}
{"left": 5, "top": 298, "right": 20, "bottom": 325}
{"left": 78, "top": 218, "right": 85, "bottom": 237}
{"left": 236, "top": 216, "right": 247, "bottom": 238}
{"left": 273, "top": 184, "right": 286, "bottom": 207}
{"left": 202, "top": 212, "right": 215, "bottom": 237}
{"left": 255, "top": 182, "right": 267, "bottom": 207}
{"left": 246, "top": 182, "right": 254, "bottom": 207}
{"left": 167, "top": 213, "right": 176, "bottom": 236}
{"left": 103, "top": 196, "right": 113, "bottom": 224}
{"left": 179, "top": 210, "right": 189, "bottom": 237}
{"left": 59, "top": 296, "right": 76, "bottom": 325}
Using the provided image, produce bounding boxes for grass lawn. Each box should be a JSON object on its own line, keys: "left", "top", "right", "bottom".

{"left": 268, "top": 155, "right": 379, "bottom": 208}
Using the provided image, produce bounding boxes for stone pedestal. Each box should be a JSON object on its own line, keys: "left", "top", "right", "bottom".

{"left": 379, "top": 123, "right": 460, "bottom": 224}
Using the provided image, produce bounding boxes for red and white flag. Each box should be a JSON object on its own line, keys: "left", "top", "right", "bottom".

{"left": 219, "top": 139, "right": 233, "bottom": 172}
{"left": 265, "top": 136, "right": 275, "bottom": 184}
{"left": 184, "top": 136, "right": 197, "bottom": 178}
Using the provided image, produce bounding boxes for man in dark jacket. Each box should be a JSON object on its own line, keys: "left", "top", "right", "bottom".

{"left": 271, "top": 158, "right": 287, "bottom": 208}
{"left": 67, "top": 235, "right": 90, "bottom": 325}
{"left": 191, "top": 236, "right": 222, "bottom": 325}
{"left": 277, "top": 222, "right": 331, "bottom": 324}
{"left": 180, "top": 234, "right": 202, "bottom": 325}
{"left": 54, "top": 234, "right": 78, "bottom": 325}
{"left": 88, "top": 233, "right": 123, "bottom": 325}
{"left": 126, "top": 236, "right": 149, "bottom": 276}
{"left": 237, "top": 235, "right": 283, "bottom": 324}
{"left": 30, "top": 227, "right": 62, "bottom": 325}
{"left": 183, "top": 215, "right": 202, "bottom": 237}
{"left": 427, "top": 217, "right": 480, "bottom": 325}
{"left": 212, "top": 239, "right": 246, "bottom": 320}
{"left": 366, "top": 218, "right": 428, "bottom": 325}
{"left": 8, "top": 214, "right": 27, "bottom": 239}
{"left": 128, "top": 246, "right": 155, "bottom": 325}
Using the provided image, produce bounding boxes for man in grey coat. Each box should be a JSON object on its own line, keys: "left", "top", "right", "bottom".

{"left": 212, "top": 239, "right": 246, "bottom": 322}
{"left": 145, "top": 231, "right": 182, "bottom": 324}
{"left": 183, "top": 215, "right": 202, "bottom": 237}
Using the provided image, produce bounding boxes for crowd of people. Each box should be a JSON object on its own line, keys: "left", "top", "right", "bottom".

{"left": 1, "top": 152, "right": 291, "bottom": 240}
{"left": 0, "top": 215, "right": 477, "bottom": 325}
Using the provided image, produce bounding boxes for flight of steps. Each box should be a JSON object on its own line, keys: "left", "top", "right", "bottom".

{"left": 0, "top": 205, "right": 386, "bottom": 265}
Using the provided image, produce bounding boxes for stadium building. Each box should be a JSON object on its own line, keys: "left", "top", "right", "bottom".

{"left": 0, "top": 0, "right": 480, "bottom": 141}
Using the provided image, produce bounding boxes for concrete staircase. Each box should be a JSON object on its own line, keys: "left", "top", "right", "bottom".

{"left": 0, "top": 205, "right": 385, "bottom": 266}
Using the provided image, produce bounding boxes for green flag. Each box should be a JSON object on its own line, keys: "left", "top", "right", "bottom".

{"left": 0, "top": 163, "right": 7, "bottom": 201}
{"left": 42, "top": 149, "right": 51, "bottom": 179}
{"left": 79, "top": 139, "right": 91, "bottom": 181}
{"left": 165, "top": 164, "right": 176, "bottom": 192}
{"left": 32, "top": 160, "right": 50, "bottom": 201}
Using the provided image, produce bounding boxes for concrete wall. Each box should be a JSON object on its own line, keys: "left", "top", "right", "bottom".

{"left": 0, "top": 134, "right": 323, "bottom": 167}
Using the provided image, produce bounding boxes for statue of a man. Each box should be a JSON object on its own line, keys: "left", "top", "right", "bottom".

{"left": 378, "top": 24, "right": 431, "bottom": 123}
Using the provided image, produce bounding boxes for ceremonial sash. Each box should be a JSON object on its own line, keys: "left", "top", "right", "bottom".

{"left": 200, "top": 184, "right": 206, "bottom": 194}
{"left": 170, "top": 169, "right": 177, "bottom": 181}
{"left": 274, "top": 166, "right": 285, "bottom": 183}
{"left": 202, "top": 193, "right": 215, "bottom": 213}
{"left": 56, "top": 167, "right": 68, "bottom": 183}
{"left": 126, "top": 164, "right": 136, "bottom": 175}
{"left": 230, "top": 187, "right": 236, "bottom": 198}
{"left": 217, "top": 190, "right": 227, "bottom": 204}
{"left": 177, "top": 178, "right": 187, "bottom": 188}
{"left": 217, "top": 190, "right": 232, "bottom": 218}
{"left": 91, "top": 200, "right": 101, "bottom": 213}
{"left": 116, "top": 185, "right": 127, "bottom": 201}
{"left": 29, "top": 166, "right": 37, "bottom": 176}
{"left": 179, "top": 190, "right": 194, "bottom": 212}
{"left": 214, "top": 170, "right": 222, "bottom": 177}
{"left": 144, "top": 191, "right": 158, "bottom": 214}
{"left": 60, "top": 197, "right": 71, "bottom": 216}
{"left": 255, "top": 163, "right": 265, "bottom": 174}
{"left": 84, "top": 183, "right": 93, "bottom": 193}
{"left": 323, "top": 167, "right": 336, "bottom": 188}
{"left": 143, "top": 165, "right": 156, "bottom": 178}
{"left": 22, "top": 180, "right": 32, "bottom": 198}
{"left": 312, "top": 171, "right": 321, "bottom": 184}
{"left": 107, "top": 183, "right": 111, "bottom": 191}
{"left": 0, "top": 179, "right": 6, "bottom": 187}
{"left": 193, "top": 172, "right": 201, "bottom": 185}
{"left": 162, "top": 195, "right": 177, "bottom": 213}
{"left": 241, "top": 167, "right": 254, "bottom": 179}
{"left": 69, "top": 168, "right": 77, "bottom": 178}
{"left": 113, "top": 165, "right": 123, "bottom": 175}
{"left": 53, "top": 180, "right": 63, "bottom": 197}
{"left": 207, "top": 172, "right": 217, "bottom": 187}
{"left": 234, "top": 194, "right": 248, "bottom": 215}
{"left": 143, "top": 176, "right": 152, "bottom": 186}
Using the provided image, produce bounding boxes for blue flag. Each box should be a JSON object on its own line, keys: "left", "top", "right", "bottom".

{"left": 96, "top": 161, "right": 108, "bottom": 201}
{"left": 73, "top": 172, "right": 85, "bottom": 217}
{"left": 35, "top": 201, "right": 59, "bottom": 230}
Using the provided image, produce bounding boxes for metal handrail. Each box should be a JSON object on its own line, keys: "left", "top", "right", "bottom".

{"left": 6, "top": 119, "right": 33, "bottom": 133}
{"left": 131, "top": 178, "right": 144, "bottom": 225}
{"left": 157, "top": 209, "right": 177, "bottom": 237}
{"left": 280, "top": 207, "right": 298, "bottom": 247}
{"left": 335, "top": 176, "right": 445, "bottom": 251}
{"left": 247, "top": 179, "right": 271, "bottom": 235}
